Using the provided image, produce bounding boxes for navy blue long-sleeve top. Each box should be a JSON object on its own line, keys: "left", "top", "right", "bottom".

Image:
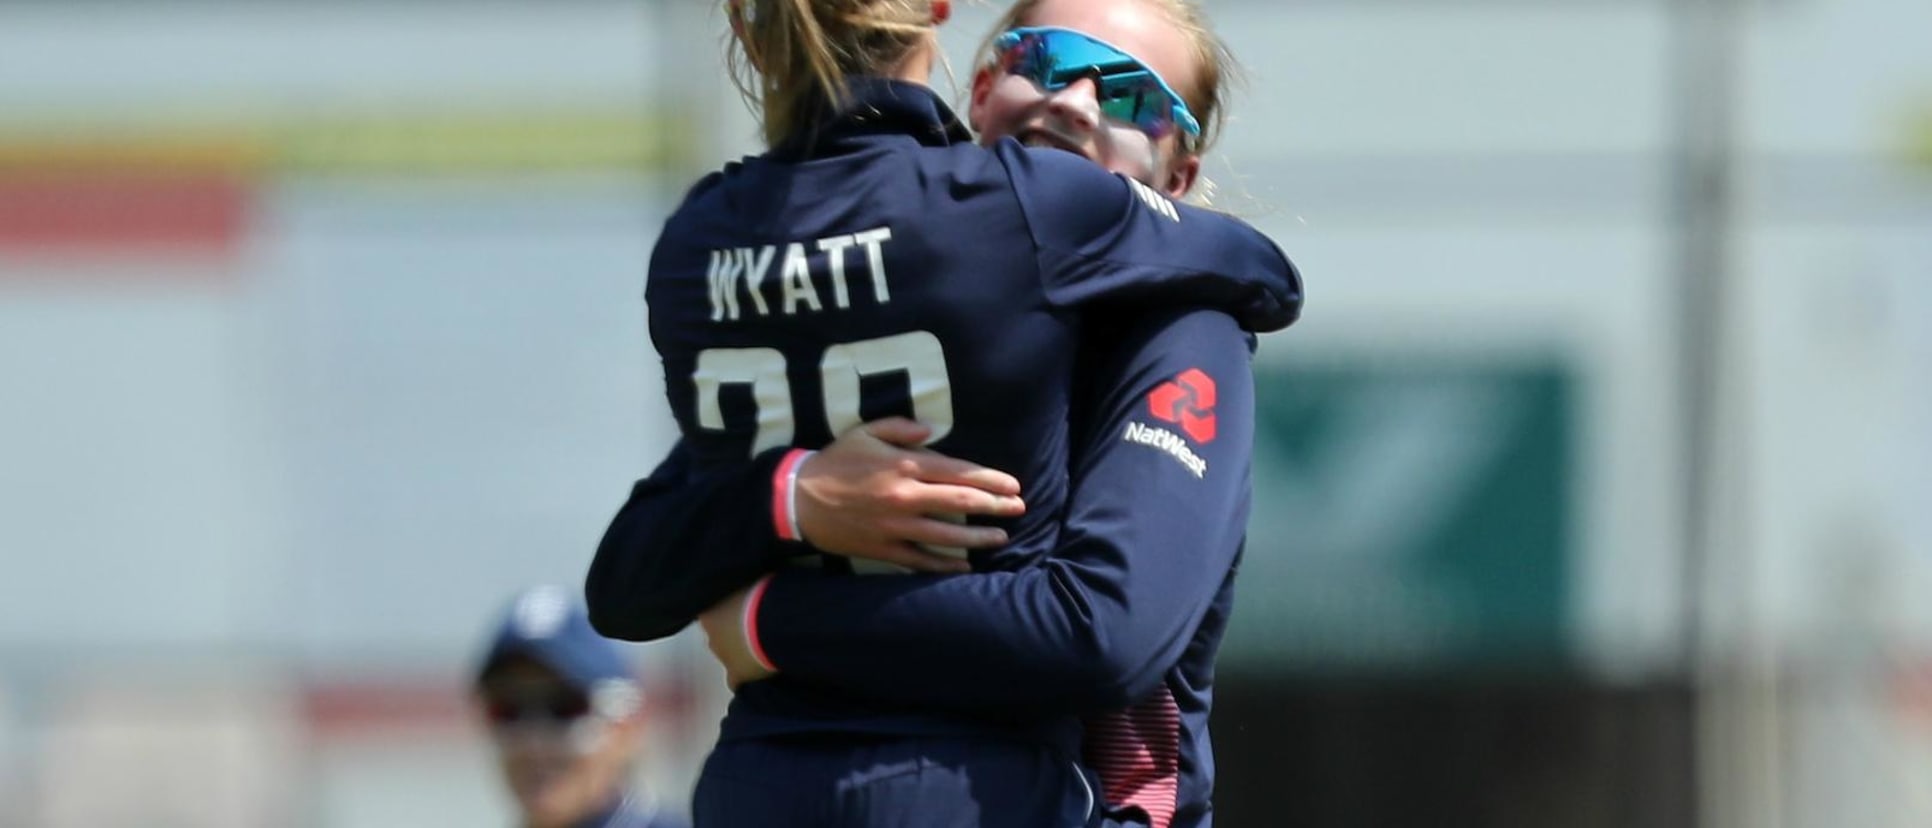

{"left": 586, "top": 79, "right": 1300, "bottom": 827}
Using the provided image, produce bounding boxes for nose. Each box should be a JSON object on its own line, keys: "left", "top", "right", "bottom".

{"left": 1044, "top": 75, "right": 1102, "bottom": 133}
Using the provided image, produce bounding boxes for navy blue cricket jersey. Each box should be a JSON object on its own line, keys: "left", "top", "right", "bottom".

{"left": 754, "top": 308, "right": 1270, "bottom": 828}
{"left": 586, "top": 79, "right": 1301, "bottom": 827}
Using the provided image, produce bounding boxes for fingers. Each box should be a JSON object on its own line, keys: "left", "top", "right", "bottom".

{"left": 889, "top": 515, "right": 1008, "bottom": 550}
{"left": 852, "top": 540, "right": 972, "bottom": 574}
{"left": 953, "top": 485, "right": 1025, "bottom": 517}
{"left": 888, "top": 480, "right": 1025, "bottom": 518}
{"left": 856, "top": 419, "right": 1023, "bottom": 498}
{"left": 903, "top": 454, "right": 1022, "bottom": 497}
{"left": 861, "top": 417, "right": 934, "bottom": 447}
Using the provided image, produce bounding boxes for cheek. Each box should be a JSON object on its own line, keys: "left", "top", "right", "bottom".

{"left": 974, "top": 75, "right": 1046, "bottom": 142}
{"left": 1095, "top": 124, "right": 1161, "bottom": 184}
{"left": 500, "top": 733, "right": 570, "bottom": 775}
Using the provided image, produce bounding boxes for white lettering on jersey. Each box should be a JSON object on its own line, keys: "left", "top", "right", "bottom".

{"left": 739, "top": 246, "right": 776, "bottom": 317}
{"left": 1123, "top": 421, "right": 1207, "bottom": 478}
{"left": 706, "top": 226, "right": 893, "bottom": 323}
{"left": 780, "top": 242, "right": 823, "bottom": 315}
{"left": 706, "top": 249, "right": 743, "bottom": 322}
{"left": 853, "top": 227, "right": 893, "bottom": 304}
{"left": 817, "top": 234, "right": 856, "bottom": 309}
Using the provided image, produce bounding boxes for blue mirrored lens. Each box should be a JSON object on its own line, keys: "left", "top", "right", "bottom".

{"left": 995, "top": 27, "right": 1202, "bottom": 138}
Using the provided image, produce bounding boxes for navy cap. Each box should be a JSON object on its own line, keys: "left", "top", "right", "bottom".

{"left": 476, "top": 586, "right": 636, "bottom": 691}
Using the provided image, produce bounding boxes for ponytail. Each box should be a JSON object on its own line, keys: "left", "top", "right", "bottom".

{"left": 728, "top": 0, "right": 937, "bottom": 148}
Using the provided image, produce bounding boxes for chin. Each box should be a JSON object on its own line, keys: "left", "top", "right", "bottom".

{"left": 527, "top": 794, "right": 583, "bottom": 828}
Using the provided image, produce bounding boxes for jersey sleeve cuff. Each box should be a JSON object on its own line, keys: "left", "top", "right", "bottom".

{"left": 742, "top": 574, "right": 777, "bottom": 672}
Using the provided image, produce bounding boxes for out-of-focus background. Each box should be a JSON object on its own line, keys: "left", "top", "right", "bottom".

{"left": 1, "top": 0, "right": 1927, "bottom": 825}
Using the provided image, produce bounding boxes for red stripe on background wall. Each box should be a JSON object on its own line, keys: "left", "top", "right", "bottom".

{"left": 301, "top": 678, "right": 699, "bottom": 740}
{"left": 0, "top": 171, "right": 249, "bottom": 256}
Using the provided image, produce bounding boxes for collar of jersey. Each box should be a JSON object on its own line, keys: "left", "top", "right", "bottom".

{"left": 771, "top": 77, "right": 974, "bottom": 161}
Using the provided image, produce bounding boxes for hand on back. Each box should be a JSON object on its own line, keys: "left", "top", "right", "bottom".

{"left": 795, "top": 417, "right": 1025, "bottom": 574}
{"left": 699, "top": 418, "right": 1023, "bottom": 691}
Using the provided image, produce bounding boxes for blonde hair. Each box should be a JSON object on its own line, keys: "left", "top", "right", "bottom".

{"left": 977, "top": 0, "right": 1240, "bottom": 159}
{"left": 727, "top": 0, "right": 940, "bottom": 148}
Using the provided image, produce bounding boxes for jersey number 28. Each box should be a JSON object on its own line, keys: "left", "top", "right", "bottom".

{"left": 692, "top": 331, "right": 954, "bottom": 457}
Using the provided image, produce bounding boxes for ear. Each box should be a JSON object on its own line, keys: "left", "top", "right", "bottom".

{"left": 1162, "top": 151, "right": 1201, "bottom": 200}
{"left": 932, "top": 0, "right": 952, "bottom": 25}
{"left": 967, "top": 65, "right": 997, "bottom": 134}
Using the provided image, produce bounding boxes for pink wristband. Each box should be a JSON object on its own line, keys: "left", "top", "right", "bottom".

{"left": 770, "top": 449, "right": 814, "bottom": 542}
{"left": 742, "top": 574, "right": 777, "bottom": 672}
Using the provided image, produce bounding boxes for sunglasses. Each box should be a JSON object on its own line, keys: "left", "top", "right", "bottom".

{"left": 484, "top": 692, "right": 593, "bottom": 725}
{"left": 993, "top": 27, "right": 1203, "bottom": 141}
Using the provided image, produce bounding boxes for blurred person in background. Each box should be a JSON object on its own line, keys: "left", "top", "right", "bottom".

{"left": 475, "top": 586, "right": 688, "bottom": 828}
{"left": 587, "top": 0, "right": 1290, "bottom": 826}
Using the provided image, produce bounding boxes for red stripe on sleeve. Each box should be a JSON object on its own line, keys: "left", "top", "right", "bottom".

{"left": 742, "top": 575, "right": 777, "bottom": 672}
{"left": 1083, "top": 685, "right": 1183, "bottom": 828}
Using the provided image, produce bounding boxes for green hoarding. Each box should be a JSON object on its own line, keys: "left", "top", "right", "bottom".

{"left": 1223, "top": 357, "right": 1575, "bottom": 672}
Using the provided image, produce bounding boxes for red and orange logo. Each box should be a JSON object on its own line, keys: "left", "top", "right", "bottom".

{"left": 1147, "top": 368, "right": 1216, "bottom": 444}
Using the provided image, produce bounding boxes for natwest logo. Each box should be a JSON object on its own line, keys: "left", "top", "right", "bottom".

{"left": 1147, "top": 368, "right": 1216, "bottom": 444}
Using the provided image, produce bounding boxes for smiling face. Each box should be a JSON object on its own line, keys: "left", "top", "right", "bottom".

{"left": 969, "top": 0, "right": 1203, "bottom": 197}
